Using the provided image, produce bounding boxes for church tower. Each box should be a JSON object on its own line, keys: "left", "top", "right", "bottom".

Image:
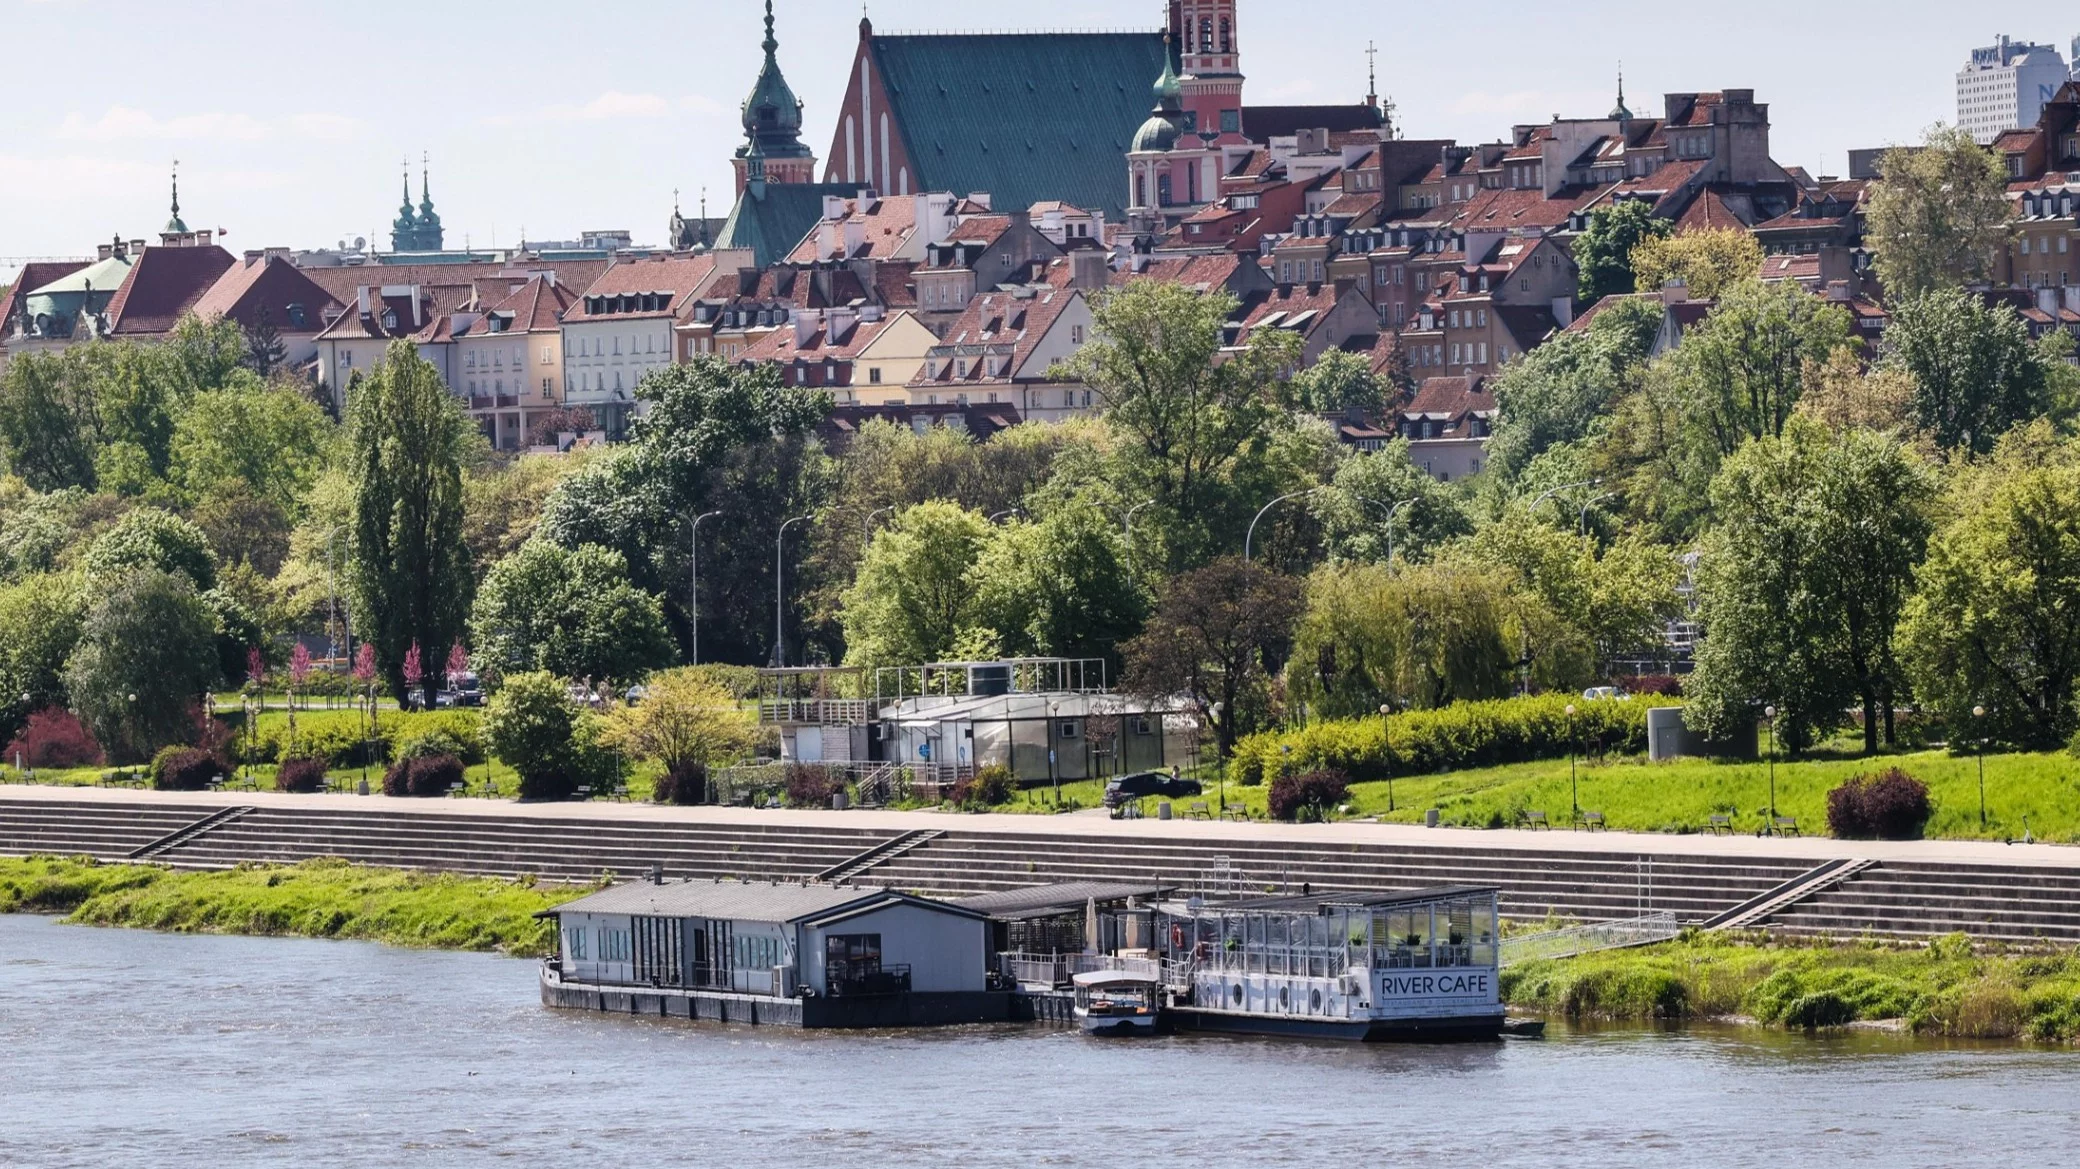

{"left": 390, "top": 162, "right": 420, "bottom": 252}
{"left": 1172, "top": 0, "right": 1245, "bottom": 145}
{"left": 733, "top": 1, "right": 818, "bottom": 195}
{"left": 416, "top": 155, "right": 444, "bottom": 251}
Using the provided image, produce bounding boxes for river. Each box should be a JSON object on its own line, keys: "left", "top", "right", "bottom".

{"left": 2, "top": 915, "right": 2076, "bottom": 1168}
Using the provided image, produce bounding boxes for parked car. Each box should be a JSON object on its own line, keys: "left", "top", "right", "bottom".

{"left": 434, "top": 673, "right": 484, "bottom": 708}
{"left": 1581, "top": 686, "right": 1627, "bottom": 701}
{"left": 1103, "top": 770, "right": 1202, "bottom": 812}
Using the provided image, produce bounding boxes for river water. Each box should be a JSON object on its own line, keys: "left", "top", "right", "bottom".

{"left": 2, "top": 915, "right": 2076, "bottom": 1168}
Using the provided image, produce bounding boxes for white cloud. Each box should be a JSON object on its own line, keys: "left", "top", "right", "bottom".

{"left": 485, "top": 91, "right": 729, "bottom": 127}
{"left": 53, "top": 105, "right": 365, "bottom": 143}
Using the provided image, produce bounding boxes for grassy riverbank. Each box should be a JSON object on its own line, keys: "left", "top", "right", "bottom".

{"left": 0, "top": 856, "right": 587, "bottom": 957}
{"left": 1503, "top": 932, "right": 2080, "bottom": 1040}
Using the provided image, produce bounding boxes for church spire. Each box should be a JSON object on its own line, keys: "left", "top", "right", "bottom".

{"left": 1610, "top": 64, "right": 1632, "bottom": 121}
{"left": 733, "top": 0, "right": 815, "bottom": 194}
{"left": 416, "top": 152, "right": 444, "bottom": 251}
{"left": 165, "top": 159, "right": 189, "bottom": 234}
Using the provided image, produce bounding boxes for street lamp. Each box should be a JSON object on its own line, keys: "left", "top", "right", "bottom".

{"left": 1527, "top": 478, "right": 1600, "bottom": 522}
{"left": 1578, "top": 492, "right": 1615, "bottom": 538}
{"left": 1973, "top": 704, "right": 1988, "bottom": 826}
{"left": 862, "top": 505, "right": 895, "bottom": 548}
{"left": 1245, "top": 488, "right": 1322, "bottom": 560}
{"left": 1049, "top": 701, "right": 1062, "bottom": 806}
{"left": 988, "top": 508, "right": 1023, "bottom": 524}
{"left": 1764, "top": 705, "right": 1778, "bottom": 824}
{"left": 1382, "top": 497, "right": 1420, "bottom": 568}
{"left": 1564, "top": 703, "right": 1579, "bottom": 820}
{"left": 687, "top": 510, "right": 721, "bottom": 665}
{"left": 773, "top": 515, "right": 812, "bottom": 668}
{"left": 1379, "top": 702, "right": 1396, "bottom": 813}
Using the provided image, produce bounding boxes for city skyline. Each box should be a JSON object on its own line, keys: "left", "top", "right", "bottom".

{"left": 0, "top": 0, "right": 2072, "bottom": 281}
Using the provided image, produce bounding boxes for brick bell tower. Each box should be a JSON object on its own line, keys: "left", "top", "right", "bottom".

{"left": 1171, "top": 0, "right": 1245, "bottom": 145}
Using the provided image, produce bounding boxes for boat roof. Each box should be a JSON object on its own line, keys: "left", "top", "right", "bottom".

{"left": 1072, "top": 969, "right": 1161, "bottom": 988}
{"left": 952, "top": 880, "right": 1174, "bottom": 920}
{"left": 537, "top": 878, "right": 986, "bottom": 925}
{"left": 1198, "top": 885, "right": 1499, "bottom": 914}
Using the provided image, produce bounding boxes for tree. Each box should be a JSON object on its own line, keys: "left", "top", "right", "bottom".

{"left": 1685, "top": 419, "right": 1934, "bottom": 751}
{"left": 0, "top": 351, "right": 98, "bottom": 491}
{"left": 0, "top": 573, "right": 86, "bottom": 746}
{"left": 242, "top": 307, "right": 286, "bottom": 378}
{"left": 596, "top": 667, "right": 758, "bottom": 778}
{"left": 82, "top": 507, "right": 218, "bottom": 592}
{"left": 1120, "top": 558, "right": 1302, "bottom": 758}
{"left": 1663, "top": 279, "right": 1854, "bottom": 456}
{"left": 1286, "top": 560, "right": 1548, "bottom": 720}
{"left": 1630, "top": 227, "right": 1764, "bottom": 302}
{"left": 839, "top": 501, "right": 991, "bottom": 669}
{"left": 963, "top": 498, "right": 1149, "bottom": 668}
{"left": 1311, "top": 441, "right": 1471, "bottom": 566}
{"left": 170, "top": 376, "right": 334, "bottom": 516}
{"left": 63, "top": 569, "right": 220, "bottom": 762}
{"left": 1291, "top": 348, "right": 1388, "bottom": 416}
{"left": 461, "top": 450, "right": 600, "bottom": 579}
{"left": 1062, "top": 279, "right": 1302, "bottom": 567}
{"left": 190, "top": 483, "right": 292, "bottom": 576}
{"left": 469, "top": 541, "right": 674, "bottom": 684}
{"left": 1573, "top": 200, "right": 1672, "bottom": 303}
{"left": 484, "top": 670, "right": 593, "bottom": 800}
{"left": 1882, "top": 287, "right": 2048, "bottom": 456}
{"left": 346, "top": 341, "right": 474, "bottom": 704}
{"left": 1464, "top": 522, "right": 1682, "bottom": 674}
{"left": 1898, "top": 422, "right": 2080, "bottom": 747}
{"left": 1794, "top": 346, "right": 1922, "bottom": 441}
{"left": 1485, "top": 298, "right": 1663, "bottom": 484}
{"left": 1865, "top": 125, "right": 2012, "bottom": 298}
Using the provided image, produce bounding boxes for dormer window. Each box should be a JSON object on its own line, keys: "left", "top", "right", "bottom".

{"left": 381, "top": 309, "right": 398, "bottom": 330}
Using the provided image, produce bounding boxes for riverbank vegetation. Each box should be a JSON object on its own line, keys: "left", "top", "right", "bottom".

{"left": 0, "top": 856, "right": 583, "bottom": 956}
{"left": 1504, "top": 932, "right": 2080, "bottom": 1040}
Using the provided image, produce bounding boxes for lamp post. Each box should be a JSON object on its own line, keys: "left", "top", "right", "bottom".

{"left": 1382, "top": 497, "right": 1420, "bottom": 568}
{"left": 1379, "top": 702, "right": 1396, "bottom": 813}
{"left": 988, "top": 508, "right": 1023, "bottom": 524}
{"left": 687, "top": 510, "right": 721, "bottom": 665}
{"left": 1564, "top": 703, "right": 1579, "bottom": 819}
{"left": 1973, "top": 704, "right": 1987, "bottom": 827}
{"left": 1764, "top": 705, "right": 1778, "bottom": 823}
{"left": 1527, "top": 478, "right": 1600, "bottom": 523}
{"left": 1048, "top": 701, "right": 1062, "bottom": 806}
{"left": 774, "top": 515, "right": 812, "bottom": 668}
{"left": 1246, "top": 488, "right": 1321, "bottom": 560}
{"left": 862, "top": 505, "right": 895, "bottom": 548}
{"left": 1578, "top": 492, "right": 1615, "bottom": 538}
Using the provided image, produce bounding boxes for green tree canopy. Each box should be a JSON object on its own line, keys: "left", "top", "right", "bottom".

{"left": 1865, "top": 125, "right": 2012, "bottom": 298}
{"left": 596, "top": 667, "right": 759, "bottom": 776}
{"left": 1573, "top": 200, "right": 1672, "bottom": 303}
{"left": 1898, "top": 423, "right": 2080, "bottom": 748}
{"left": 469, "top": 541, "right": 674, "bottom": 685}
{"left": 63, "top": 568, "right": 221, "bottom": 763}
{"left": 1664, "top": 279, "right": 1854, "bottom": 457}
{"left": 1882, "top": 287, "right": 2049, "bottom": 456}
{"left": 964, "top": 497, "right": 1149, "bottom": 668}
{"left": 1290, "top": 348, "right": 1389, "bottom": 416}
{"left": 82, "top": 506, "right": 218, "bottom": 593}
{"left": 1485, "top": 297, "right": 1663, "bottom": 485}
{"left": 1311, "top": 441, "right": 1471, "bottom": 566}
{"left": 1629, "top": 227, "right": 1764, "bottom": 302}
{"left": 483, "top": 670, "right": 596, "bottom": 800}
{"left": 1686, "top": 419, "right": 1935, "bottom": 751}
{"left": 170, "top": 376, "right": 335, "bottom": 515}
{"left": 1464, "top": 521, "right": 1683, "bottom": 673}
{"left": 346, "top": 340, "right": 474, "bottom": 703}
{"left": 1120, "top": 558, "right": 1303, "bottom": 758}
{"left": 839, "top": 501, "right": 992, "bottom": 669}
{"left": 0, "top": 572, "right": 86, "bottom": 745}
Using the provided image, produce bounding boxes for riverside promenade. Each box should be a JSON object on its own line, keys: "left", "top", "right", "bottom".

{"left": 5, "top": 785, "right": 2080, "bottom": 942}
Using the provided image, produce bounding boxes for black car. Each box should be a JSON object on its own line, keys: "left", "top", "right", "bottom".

{"left": 1102, "top": 771, "right": 1202, "bottom": 810}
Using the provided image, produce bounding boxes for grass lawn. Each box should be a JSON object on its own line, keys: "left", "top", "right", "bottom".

{"left": 989, "top": 748, "right": 2079, "bottom": 841}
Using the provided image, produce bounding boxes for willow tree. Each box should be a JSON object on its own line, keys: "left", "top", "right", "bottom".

{"left": 346, "top": 340, "right": 473, "bottom": 703}
{"left": 1865, "top": 126, "right": 2012, "bottom": 299}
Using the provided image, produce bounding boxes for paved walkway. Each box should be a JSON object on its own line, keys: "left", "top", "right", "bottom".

{"left": 8, "top": 782, "right": 2078, "bottom": 871}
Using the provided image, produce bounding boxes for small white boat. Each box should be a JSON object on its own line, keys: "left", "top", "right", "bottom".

{"left": 1072, "top": 970, "right": 1161, "bottom": 1036}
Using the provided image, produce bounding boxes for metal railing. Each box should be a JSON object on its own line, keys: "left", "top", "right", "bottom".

{"left": 1499, "top": 911, "right": 1679, "bottom": 968}
{"left": 997, "top": 951, "right": 1162, "bottom": 987}
{"left": 758, "top": 699, "right": 873, "bottom": 725}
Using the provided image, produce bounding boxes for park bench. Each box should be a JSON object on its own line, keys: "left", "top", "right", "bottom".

{"left": 608, "top": 779, "right": 631, "bottom": 802}
{"left": 1518, "top": 810, "right": 1550, "bottom": 830}
{"left": 446, "top": 780, "right": 467, "bottom": 798}
{"left": 1187, "top": 801, "right": 1212, "bottom": 820}
{"left": 1576, "top": 811, "right": 1607, "bottom": 832}
{"left": 573, "top": 785, "right": 593, "bottom": 801}
{"left": 1771, "top": 816, "right": 1801, "bottom": 837}
{"left": 1706, "top": 813, "right": 1733, "bottom": 835}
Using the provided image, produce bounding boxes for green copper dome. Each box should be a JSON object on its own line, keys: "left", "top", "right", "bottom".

{"left": 738, "top": 0, "right": 813, "bottom": 161}
{"left": 1131, "top": 48, "right": 1187, "bottom": 153}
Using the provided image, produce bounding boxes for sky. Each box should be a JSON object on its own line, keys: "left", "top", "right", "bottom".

{"left": 2, "top": 0, "right": 2075, "bottom": 284}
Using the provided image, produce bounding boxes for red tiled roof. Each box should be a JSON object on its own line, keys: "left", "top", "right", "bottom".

{"left": 1566, "top": 291, "right": 1660, "bottom": 333}
{"left": 1131, "top": 252, "right": 1245, "bottom": 291}
{"left": 1234, "top": 283, "right": 1342, "bottom": 342}
{"left": 298, "top": 259, "right": 611, "bottom": 319}
{"left": 105, "top": 244, "right": 237, "bottom": 336}
{"left": 1759, "top": 254, "right": 1822, "bottom": 283}
{"left": 874, "top": 260, "right": 918, "bottom": 307}
{"left": 486, "top": 275, "right": 579, "bottom": 333}
{"left": 737, "top": 309, "right": 915, "bottom": 369}
{"left": 190, "top": 255, "right": 345, "bottom": 334}
{"left": 312, "top": 291, "right": 440, "bottom": 343}
{"left": 910, "top": 284, "right": 1085, "bottom": 387}
{"left": 786, "top": 195, "right": 922, "bottom": 263}
{"left": 947, "top": 214, "right": 1014, "bottom": 245}
{"left": 1402, "top": 376, "right": 1493, "bottom": 435}
{"left": 1666, "top": 94, "right": 1724, "bottom": 128}
{"left": 564, "top": 253, "right": 720, "bottom": 321}
{"left": 1450, "top": 184, "right": 1577, "bottom": 231}
{"left": 1322, "top": 191, "right": 1383, "bottom": 218}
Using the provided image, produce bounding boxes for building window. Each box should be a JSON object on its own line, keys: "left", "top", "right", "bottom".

{"left": 542, "top": 378, "right": 553, "bottom": 397}
{"left": 1071, "top": 324, "right": 1084, "bottom": 344}
{"left": 565, "top": 927, "right": 587, "bottom": 961}
{"left": 381, "top": 310, "right": 397, "bottom": 330}
{"left": 1220, "top": 109, "right": 1240, "bottom": 134}
{"left": 869, "top": 367, "right": 882, "bottom": 384}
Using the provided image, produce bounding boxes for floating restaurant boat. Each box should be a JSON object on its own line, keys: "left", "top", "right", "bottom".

{"left": 1072, "top": 969, "right": 1162, "bottom": 1036}
{"left": 1151, "top": 886, "right": 1505, "bottom": 1042}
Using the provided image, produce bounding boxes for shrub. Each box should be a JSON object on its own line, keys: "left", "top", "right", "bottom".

{"left": 784, "top": 764, "right": 844, "bottom": 808}
{"left": 486, "top": 672, "right": 585, "bottom": 800}
{"left": 394, "top": 730, "right": 466, "bottom": 764}
{"left": 653, "top": 762, "right": 708, "bottom": 806}
{"left": 385, "top": 711, "right": 486, "bottom": 765}
{"left": 4, "top": 708, "right": 104, "bottom": 769}
{"left": 151, "top": 747, "right": 227, "bottom": 791}
{"left": 1269, "top": 768, "right": 1351, "bottom": 822}
{"left": 1826, "top": 768, "right": 1932, "bottom": 840}
{"left": 1230, "top": 694, "right": 1651, "bottom": 785}
{"left": 1628, "top": 675, "right": 1683, "bottom": 697}
{"left": 275, "top": 756, "right": 330, "bottom": 794}
{"left": 383, "top": 753, "right": 464, "bottom": 798}
{"left": 950, "top": 764, "right": 1015, "bottom": 811}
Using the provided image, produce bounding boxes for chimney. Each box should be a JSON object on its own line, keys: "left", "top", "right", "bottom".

{"left": 2040, "top": 286, "right": 2060, "bottom": 315}
{"left": 356, "top": 287, "right": 371, "bottom": 317}
{"left": 859, "top": 303, "right": 885, "bottom": 323}
{"left": 1551, "top": 297, "right": 1575, "bottom": 328}
{"left": 793, "top": 306, "right": 822, "bottom": 346}
{"left": 97, "top": 243, "right": 113, "bottom": 260}
{"left": 1070, "top": 249, "right": 1110, "bottom": 291}
{"left": 1661, "top": 277, "right": 1690, "bottom": 305}
{"left": 828, "top": 303, "right": 860, "bottom": 342}
{"left": 131, "top": 239, "right": 147, "bottom": 256}
{"left": 245, "top": 250, "right": 264, "bottom": 267}
{"left": 968, "top": 191, "right": 992, "bottom": 211}
{"left": 2065, "top": 285, "right": 2080, "bottom": 313}
{"left": 649, "top": 863, "right": 664, "bottom": 886}
{"left": 1827, "top": 281, "right": 1853, "bottom": 303}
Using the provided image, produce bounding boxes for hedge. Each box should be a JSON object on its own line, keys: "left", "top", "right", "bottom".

{"left": 1229, "top": 694, "right": 1652, "bottom": 786}
{"left": 242, "top": 709, "right": 486, "bottom": 769}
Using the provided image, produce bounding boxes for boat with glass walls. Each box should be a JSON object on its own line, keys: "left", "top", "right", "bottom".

{"left": 1072, "top": 969, "right": 1163, "bottom": 1035}
{"left": 1153, "top": 886, "right": 1504, "bottom": 1041}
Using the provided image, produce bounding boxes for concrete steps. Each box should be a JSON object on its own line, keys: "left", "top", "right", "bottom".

{"left": 0, "top": 802, "right": 208, "bottom": 860}
{"left": 1764, "top": 861, "right": 2080, "bottom": 943}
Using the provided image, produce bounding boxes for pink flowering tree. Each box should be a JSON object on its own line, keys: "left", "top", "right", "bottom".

{"left": 290, "top": 643, "right": 312, "bottom": 689}
{"left": 402, "top": 642, "right": 424, "bottom": 710}
{"left": 245, "top": 647, "right": 266, "bottom": 694}
{"left": 352, "top": 643, "right": 377, "bottom": 687}
{"left": 445, "top": 642, "right": 469, "bottom": 686}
